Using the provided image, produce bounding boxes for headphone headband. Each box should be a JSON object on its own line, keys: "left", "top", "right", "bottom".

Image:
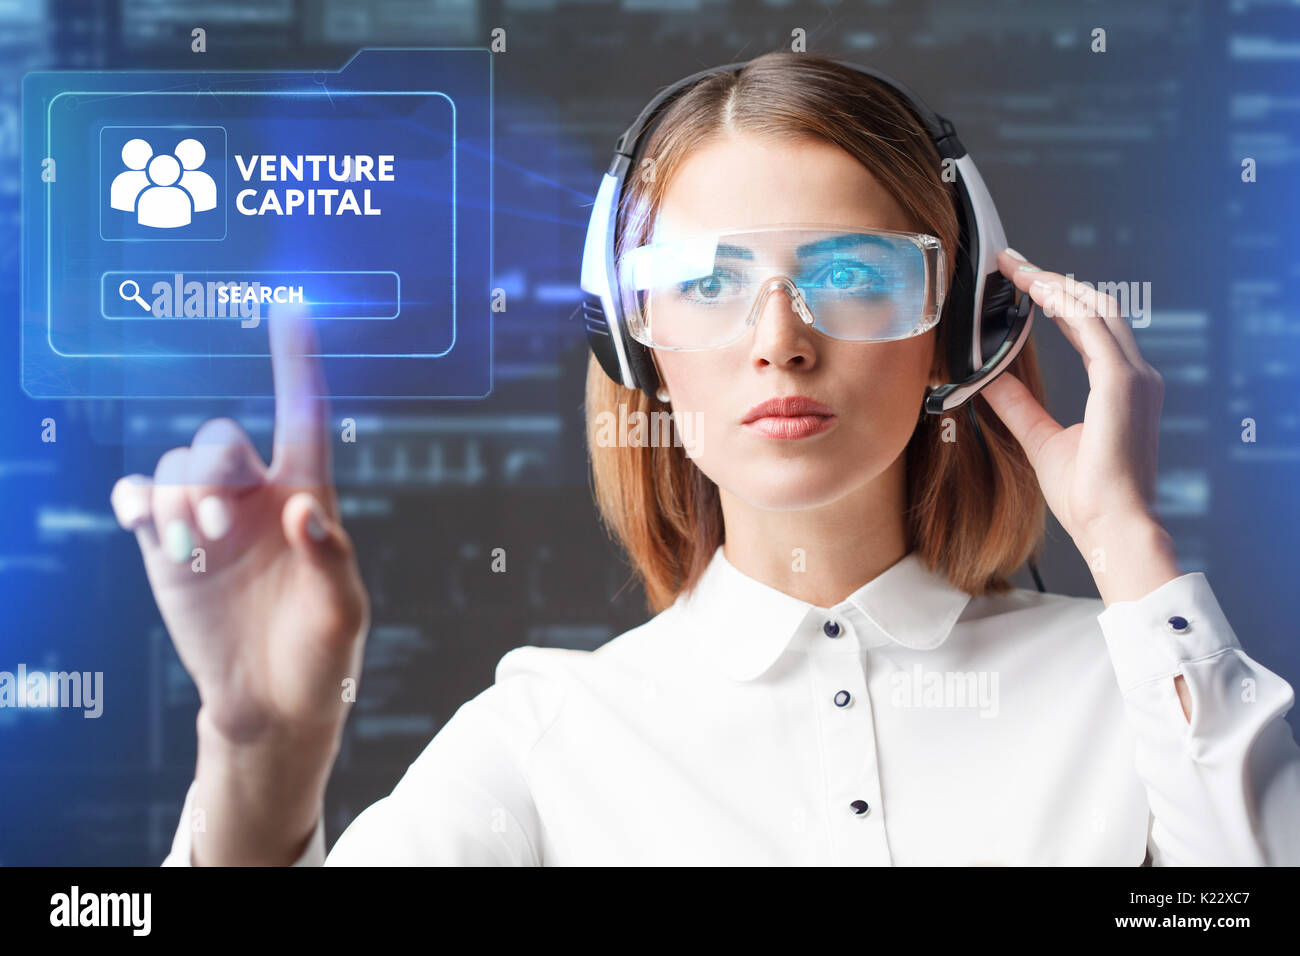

{"left": 614, "top": 60, "right": 965, "bottom": 163}
{"left": 579, "top": 56, "right": 1033, "bottom": 413}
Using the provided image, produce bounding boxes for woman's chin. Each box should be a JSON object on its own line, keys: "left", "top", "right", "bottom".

{"left": 720, "top": 473, "right": 863, "bottom": 513}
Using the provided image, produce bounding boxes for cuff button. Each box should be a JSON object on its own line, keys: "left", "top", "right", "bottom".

{"left": 1166, "top": 615, "right": 1190, "bottom": 632}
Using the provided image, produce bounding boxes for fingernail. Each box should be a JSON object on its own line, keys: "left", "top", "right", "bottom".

{"left": 1003, "top": 247, "right": 1027, "bottom": 261}
{"left": 112, "top": 491, "right": 147, "bottom": 529}
{"left": 1029, "top": 277, "right": 1060, "bottom": 299}
{"left": 196, "top": 496, "right": 232, "bottom": 541}
{"left": 164, "top": 519, "right": 194, "bottom": 564}
{"left": 1016, "top": 264, "right": 1041, "bottom": 272}
{"left": 305, "top": 500, "right": 328, "bottom": 542}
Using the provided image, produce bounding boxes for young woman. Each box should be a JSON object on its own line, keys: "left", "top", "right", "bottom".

{"left": 114, "top": 53, "right": 1300, "bottom": 865}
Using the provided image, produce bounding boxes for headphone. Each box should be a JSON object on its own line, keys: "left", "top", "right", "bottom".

{"left": 578, "top": 57, "right": 1044, "bottom": 592}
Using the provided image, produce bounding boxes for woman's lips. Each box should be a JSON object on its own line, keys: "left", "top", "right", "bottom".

{"left": 743, "top": 414, "right": 837, "bottom": 440}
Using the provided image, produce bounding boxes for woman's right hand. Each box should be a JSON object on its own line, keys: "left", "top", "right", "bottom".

{"left": 111, "top": 309, "right": 370, "bottom": 864}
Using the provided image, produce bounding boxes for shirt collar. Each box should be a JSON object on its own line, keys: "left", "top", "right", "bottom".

{"left": 680, "top": 544, "right": 974, "bottom": 682}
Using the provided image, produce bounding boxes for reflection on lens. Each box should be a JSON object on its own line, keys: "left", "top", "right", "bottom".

{"left": 618, "top": 226, "right": 941, "bottom": 349}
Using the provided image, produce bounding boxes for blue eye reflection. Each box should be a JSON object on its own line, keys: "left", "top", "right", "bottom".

{"left": 666, "top": 259, "right": 903, "bottom": 309}
{"left": 803, "top": 259, "right": 893, "bottom": 296}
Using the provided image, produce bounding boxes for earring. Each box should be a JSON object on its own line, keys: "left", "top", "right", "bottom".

{"left": 656, "top": 387, "right": 670, "bottom": 403}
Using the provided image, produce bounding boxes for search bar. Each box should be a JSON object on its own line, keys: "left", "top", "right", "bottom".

{"left": 100, "top": 270, "right": 401, "bottom": 321}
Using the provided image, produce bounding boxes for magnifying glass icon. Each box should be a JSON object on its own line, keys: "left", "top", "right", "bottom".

{"left": 118, "top": 279, "right": 151, "bottom": 312}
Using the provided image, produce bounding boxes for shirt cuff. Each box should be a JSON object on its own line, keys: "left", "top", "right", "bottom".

{"left": 1097, "top": 571, "right": 1241, "bottom": 692}
{"left": 161, "top": 780, "right": 327, "bottom": 867}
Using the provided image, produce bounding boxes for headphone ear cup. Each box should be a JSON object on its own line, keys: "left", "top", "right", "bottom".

{"left": 581, "top": 294, "right": 661, "bottom": 397}
{"left": 976, "top": 272, "right": 1019, "bottom": 368}
{"left": 582, "top": 294, "right": 626, "bottom": 385}
{"left": 942, "top": 238, "right": 977, "bottom": 382}
{"left": 625, "top": 339, "right": 660, "bottom": 398}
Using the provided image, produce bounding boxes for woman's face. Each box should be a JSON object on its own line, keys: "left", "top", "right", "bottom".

{"left": 650, "top": 132, "right": 937, "bottom": 511}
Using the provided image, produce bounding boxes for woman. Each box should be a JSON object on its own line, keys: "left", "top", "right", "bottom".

{"left": 115, "top": 53, "right": 1300, "bottom": 865}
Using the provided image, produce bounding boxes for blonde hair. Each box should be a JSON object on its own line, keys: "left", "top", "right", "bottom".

{"left": 586, "top": 52, "right": 1047, "bottom": 614}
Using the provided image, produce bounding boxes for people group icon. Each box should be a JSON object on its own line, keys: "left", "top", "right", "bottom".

{"left": 110, "top": 137, "right": 216, "bottom": 229}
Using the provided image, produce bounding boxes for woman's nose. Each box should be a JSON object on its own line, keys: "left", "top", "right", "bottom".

{"left": 748, "top": 279, "right": 818, "bottom": 369}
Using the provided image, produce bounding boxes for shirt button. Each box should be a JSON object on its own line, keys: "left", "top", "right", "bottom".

{"left": 833, "top": 689, "right": 852, "bottom": 707}
{"left": 1166, "top": 615, "right": 1190, "bottom": 632}
{"left": 850, "top": 799, "right": 871, "bottom": 816}
{"left": 823, "top": 620, "right": 841, "bottom": 638}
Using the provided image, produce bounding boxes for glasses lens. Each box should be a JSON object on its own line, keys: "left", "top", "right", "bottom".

{"left": 616, "top": 228, "right": 938, "bottom": 349}
{"left": 617, "top": 233, "right": 752, "bottom": 349}
{"left": 793, "top": 233, "right": 931, "bottom": 341}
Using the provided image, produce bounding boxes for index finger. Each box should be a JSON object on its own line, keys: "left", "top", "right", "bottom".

{"left": 998, "top": 250, "right": 1145, "bottom": 369}
{"left": 268, "top": 301, "right": 333, "bottom": 492}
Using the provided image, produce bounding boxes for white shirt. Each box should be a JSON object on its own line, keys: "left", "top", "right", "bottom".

{"left": 164, "top": 545, "right": 1300, "bottom": 865}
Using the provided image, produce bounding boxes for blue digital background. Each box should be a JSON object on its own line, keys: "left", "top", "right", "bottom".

{"left": 0, "top": 0, "right": 1296, "bottom": 865}
{"left": 22, "top": 48, "right": 491, "bottom": 399}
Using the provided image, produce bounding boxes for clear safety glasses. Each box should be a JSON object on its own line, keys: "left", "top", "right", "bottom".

{"left": 615, "top": 224, "right": 947, "bottom": 351}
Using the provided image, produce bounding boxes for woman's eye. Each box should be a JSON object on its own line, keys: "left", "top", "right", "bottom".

{"left": 696, "top": 275, "right": 723, "bottom": 297}
{"left": 676, "top": 270, "right": 739, "bottom": 302}
{"left": 809, "top": 260, "right": 890, "bottom": 293}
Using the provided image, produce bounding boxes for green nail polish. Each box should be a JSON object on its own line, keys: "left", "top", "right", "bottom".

{"left": 1017, "top": 264, "right": 1041, "bottom": 272}
{"left": 165, "top": 520, "right": 193, "bottom": 564}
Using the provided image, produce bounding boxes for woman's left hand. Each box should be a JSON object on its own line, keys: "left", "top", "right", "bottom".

{"left": 979, "top": 248, "right": 1182, "bottom": 606}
